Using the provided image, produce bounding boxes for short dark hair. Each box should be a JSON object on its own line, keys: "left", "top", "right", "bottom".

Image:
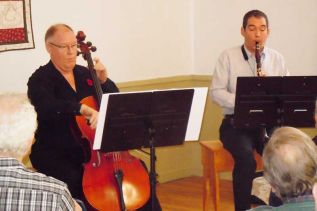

{"left": 242, "top": 10, "right": 269, "bottom": 29}
{"left": 44, "top": 24, "right": 73, "bottom": 42}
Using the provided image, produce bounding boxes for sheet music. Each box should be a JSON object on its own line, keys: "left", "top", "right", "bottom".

{"left": 93, "top": 87, "right": 208, "bottom": 150}
{"left": 185, "top": 87, "right": 208, "bottom": 141}
{"left": 94, "top": 94, "right": 109, "bottom": 150}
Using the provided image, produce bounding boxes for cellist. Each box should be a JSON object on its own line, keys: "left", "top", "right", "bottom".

{"left": 27, "top": 23, "right": 162, "bottom": 211}
{"left": 27, "top": 23, "right": 119, "bottom": 209}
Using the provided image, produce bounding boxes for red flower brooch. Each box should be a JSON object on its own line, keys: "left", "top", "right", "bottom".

{"left": 86, "top": 79, "right": 93, "bottom": 86}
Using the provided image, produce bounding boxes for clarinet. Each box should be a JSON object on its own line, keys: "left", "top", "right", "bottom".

{"left": 255, "top": 42, "right": 262, "bottom": 76}
{"left": 255, "top": 42, "right": 268, "bottom": 141}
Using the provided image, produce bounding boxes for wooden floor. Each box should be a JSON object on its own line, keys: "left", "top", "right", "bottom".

{"left": 156, "top": 176, "right": 234, "bottom": 211}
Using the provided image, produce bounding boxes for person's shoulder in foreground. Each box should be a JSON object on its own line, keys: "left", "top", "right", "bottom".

{"left": 248, "top": 201, "right": 315, "bottom": 211}
{"left": 248, "top": 126, "right": 317, "bottom": 211}
{"left": 0, "top": 93, "right": 81, "bottom": 210}
{"left": 0, "top": 157, "right": 76, "bottom": 210}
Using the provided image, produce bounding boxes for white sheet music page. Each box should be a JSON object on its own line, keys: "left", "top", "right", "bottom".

{"left": 93, "top": 93, "right": 110, "bottom": 150}
{"left": 185, "top": 87, "right": 208, "bottom": 141}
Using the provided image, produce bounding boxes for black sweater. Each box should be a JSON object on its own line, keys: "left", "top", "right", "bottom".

{"left": 27, "top": 61, "right": 119, "bottom": 166}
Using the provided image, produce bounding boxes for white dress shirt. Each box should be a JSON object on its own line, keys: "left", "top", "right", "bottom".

{"left": 210, "top": 45, "right": 289, "bottom": 115}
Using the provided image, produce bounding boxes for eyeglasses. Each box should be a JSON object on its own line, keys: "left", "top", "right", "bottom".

{"left": 49, "top": 42, "right": 77, "bottom": 51}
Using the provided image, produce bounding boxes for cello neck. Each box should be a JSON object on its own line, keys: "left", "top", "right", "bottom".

{"left": 76, "top": 31, "right": 103, "bottom": 105}
{"left": 85, "top": 52, "right": 103, "bottom": 105}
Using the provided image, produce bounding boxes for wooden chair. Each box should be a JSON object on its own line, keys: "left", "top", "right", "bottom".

{"left": 200, "top": 140, "right": 263, "bottom": 211}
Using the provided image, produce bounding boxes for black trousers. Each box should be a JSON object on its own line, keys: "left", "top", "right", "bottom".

{"left": 219, "top": 117, "right": 266, "bottom": 211}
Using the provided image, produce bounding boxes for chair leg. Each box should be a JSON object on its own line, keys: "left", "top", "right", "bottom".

{"left": 203, "top": 176, "right": 211, "bottom": 210}
{"left": 210, "top": 166, "right": 221, "bottom": 211}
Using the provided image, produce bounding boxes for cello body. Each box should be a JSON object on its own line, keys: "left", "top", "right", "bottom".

{"left": 75, "top": 32, "right": 150, "bottom": 210}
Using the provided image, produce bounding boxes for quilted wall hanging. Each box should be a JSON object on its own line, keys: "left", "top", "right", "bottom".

{"left": 0, "top": 0, "right": 34, "bottom": 52}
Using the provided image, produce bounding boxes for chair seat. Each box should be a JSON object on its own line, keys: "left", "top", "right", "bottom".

{"left": 200, "top": 140, "right": 263, "bottom": 211}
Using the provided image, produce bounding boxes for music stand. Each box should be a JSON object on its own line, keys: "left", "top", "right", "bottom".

{"left": 94, "top": 89, "right": 195, "bottom": 211}
{"left": 234, "top": 76, "right": 316, "bottom": 128}
{"left": 234, "top": 76, "right": 282, "bottom": 128}
{"left": 281, "top": 76, "right": 317, "bottom": 127}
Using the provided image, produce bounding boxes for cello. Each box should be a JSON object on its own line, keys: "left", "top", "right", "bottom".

{"left": 75, "top": 31, "right": 150, "bottom": 211}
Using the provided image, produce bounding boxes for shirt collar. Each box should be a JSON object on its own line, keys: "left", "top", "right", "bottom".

{"left": 0, "top": 157, "right": 24, "bottom": 169}
{"left": 283, "top": 192, "right": 314, "bottom": 204}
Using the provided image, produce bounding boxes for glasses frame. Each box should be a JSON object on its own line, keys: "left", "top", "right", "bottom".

{"left": 48, "top": 42, "right": 78, "bottom": 51}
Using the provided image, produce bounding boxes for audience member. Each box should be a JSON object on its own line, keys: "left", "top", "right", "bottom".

{"left": 0, "top": 93, "right": 81, "bottom": 210}
{"left": 248, "top": 126, "right": 317, "bottom": 211}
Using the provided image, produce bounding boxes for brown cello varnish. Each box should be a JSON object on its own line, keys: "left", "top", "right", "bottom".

{"left": 76, "top": 31, "right": 150, "bottom": 211}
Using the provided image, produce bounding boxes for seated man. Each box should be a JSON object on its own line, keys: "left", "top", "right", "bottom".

{"left": 248, "top": 126, "right": 317, "bottom": 211}
{"left": 0, "top": 93, "right": 81, "bottom": 210}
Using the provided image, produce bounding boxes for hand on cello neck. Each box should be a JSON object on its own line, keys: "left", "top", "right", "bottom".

{"left": 93, "top": 57, "right": 108, "bottom": 84}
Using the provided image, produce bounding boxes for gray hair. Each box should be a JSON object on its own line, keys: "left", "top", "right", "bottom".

{"left": 44, "top": 23, "right": 73, "bottom": 42}
{"left": 263, "top": 126, "right": 317, "bottom": 199}
{"left": 0, "top": 93, "right": 37, "bottom": 157}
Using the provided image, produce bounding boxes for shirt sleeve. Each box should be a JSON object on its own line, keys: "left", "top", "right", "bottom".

{"left": 273, "top": 52, "right": 289, "bottom": 77}
{"left": 59, "top": 187, "right": 76, "bottom": 211}
{"left": 210, "top": 52, "right": 236, "bottom": 111}
{"left": 281, "top": 55, "right": 290, "bottom": 76}
{"left": 101, "top": 78, "right": 119, "bottom": 93}
{"left": 27, "top": 70, "right": 81, "bottom": 120}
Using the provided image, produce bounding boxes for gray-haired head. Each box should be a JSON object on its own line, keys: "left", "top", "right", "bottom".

{"left": 0, "top": 93, "right": 37, "bottom": 159}
{"left": 263, "top": 126, "right": 317, "bottom": 199}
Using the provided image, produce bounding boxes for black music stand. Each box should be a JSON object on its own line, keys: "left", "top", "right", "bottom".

{"left": 281, "top": 76, "right": 317, "bottom": 127}
{"left": 234, "top": 76, "right": 316, "bottom": 128}
{"left": 94, "top": 89, "right": 195, "bottom": 211}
